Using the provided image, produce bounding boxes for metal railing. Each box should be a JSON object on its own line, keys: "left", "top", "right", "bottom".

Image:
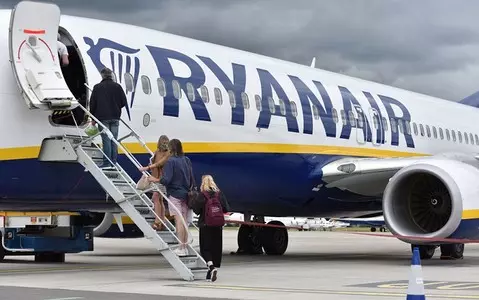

{"left": 68, "top": 94, "right": 198, "bottom": 249}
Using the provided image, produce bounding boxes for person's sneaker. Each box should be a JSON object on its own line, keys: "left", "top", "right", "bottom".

{"left": 206, "top": 269, "right": 211, "bottom": 280}
{"left": 173, "top": 248, "right": 187, "bottom": 256}
{"left": 206, "top": 263, "right": 214, "bottom": 280}
{"left": 211, "top": 268, "right": 218, "bottom": 282}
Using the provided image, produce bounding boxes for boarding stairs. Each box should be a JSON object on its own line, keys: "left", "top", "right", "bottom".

{"left": 40, "top": 104, "right": 208, "bottom": 281}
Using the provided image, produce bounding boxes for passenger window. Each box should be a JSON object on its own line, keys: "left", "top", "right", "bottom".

{"left": 313, "top": 105, "right": 320, "bottom": 120}
{"left": 465, "top": 132, "right": 469, "bottom": 144}
{"left": 200, "top": 86, "right": 209, "bottom": 103}
{"left": 432, "top": 126, "right": 437, "bottom": 139}
{"left": 186, "top": 82, "right": 195, "bottom": 102}
{"left": 278, "top": 99, "right": 286, "bottom": 115}
{"left": 255, "top": 95, "right": 262, "bottom": 111}
{"left": 291, "top": 101, "right": 298, "bottom": 117}
{"left": 373, "top": 115, "right": 379, "bottom": 129}
{"left": 141, "top": 75, "right": 151, "bottom": 95}
{"left": 452, "top": 130, "right": 456, "bottom": 142}
{"left": 357, "top": 112, "right": 364, "bottom": 128}
{"left": 228, "top": 90, "right": 236, "bottom": 108}
{"left": 439, "top": 127, "right": 444, "bottom": 140}
{"left": 332, "top": 108, "right": 338, "bottom": 123}
{"left": 172, "top": 80, "right": 181, "bottom": 99}
{"left": 124, "top": 72, "right": 134, "bottom": 92}
{"left": 476, "top": 134, "right": 479, "bottom": 145}
{"left": 341, "top": 110, "right": 347, "bottom": 124}
{"left": 413, "top": 122, "right": 418, "bottom": 136}
{"left": 268, "top": 97, "right": 275, "bottom": 114}
{"left": 446, "top": 129, "right": 450, "bottom": 141}
{"left": 458, "top": 131, "right": 463, "bottom": 143}
{"left": 241, "top": 92, "right": 250, "bottom": 109}
{"left": 382, "top": 117, "right": 388, "bottom": 131}
{"left": 348, "top": 110, "right": 356, "bottom": 127}
{"left": 426, "top": 125, "right": 431, "bottom": 138}
{"left": 470, "top": 133, "right": 474, "bottom": 145}
{"left": 214, "top": 88, "right": 223, "bottom": 105}
{"left": 390, "top": 118, "right": 397, "bottom": 133}
{"left": 157, "top": 78, "right": 166, "bottom": 97}
{"left": 405, "top": 121, "right": 411, "bottom": 135}
{"left": 419, "top": 124, "right": 424, "bottom": 136}
{"left": 398, "top": 119, "right": 404, "bottom": 133}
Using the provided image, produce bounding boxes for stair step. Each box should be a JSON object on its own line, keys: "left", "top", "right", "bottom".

{"left": 178, "top": 255, "right": 201, "bottom": 268}
{"left": 157, "top": 230, "right": 179, "bottom": 244}
{"left": 191, "top": 267, "right": 209, "bottom": 280}
{"left": 71, "top": 137, "right": 208, "bottom": 281}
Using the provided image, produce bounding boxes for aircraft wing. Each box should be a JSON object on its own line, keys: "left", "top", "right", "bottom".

{"left": 319, "top": 156, "right": 430, "bottom": 196}
{"left": 320, "top": 152, "right": 479, "bottom": 196}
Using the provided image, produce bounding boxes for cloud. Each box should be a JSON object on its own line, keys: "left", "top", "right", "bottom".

{"left": 2, "top": 0, "right": 479, "bottom": 100}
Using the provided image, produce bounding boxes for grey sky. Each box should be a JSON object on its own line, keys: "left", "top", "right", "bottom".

{"left": 2, "top": 0, "right": 479, "bottom": 101}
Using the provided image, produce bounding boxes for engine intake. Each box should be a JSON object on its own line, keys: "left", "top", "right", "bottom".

{"left": 382, "top": 159, "right": 479, "bottom": 244}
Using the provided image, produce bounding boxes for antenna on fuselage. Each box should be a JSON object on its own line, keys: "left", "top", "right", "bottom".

{"left": 310, "top": 57, "right": 316, "bottom": 68}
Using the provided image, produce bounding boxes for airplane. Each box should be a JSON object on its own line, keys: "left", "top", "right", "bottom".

{"left": 2, "top": 0, "right": 479, "bottom": 262}
{"left": 335, "top": 216, "right": 386, "bottom": 232}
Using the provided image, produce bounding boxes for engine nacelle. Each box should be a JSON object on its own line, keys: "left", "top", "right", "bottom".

{"left": 88, "top": 212, "right": 143, "bottom": 238}
{"left": 383, "top": 159, "right": 479, "bottom": 244}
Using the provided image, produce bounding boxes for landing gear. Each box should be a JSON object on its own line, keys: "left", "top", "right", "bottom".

{"left": 440, "top": 243, "right": 464, "bottom": 260}
{"left": 233, "top": 215, "right": 289, "bottom": 256}
{"left": 34, "top": 252, "right": 66, "bottom": 263}
{"left": 410, "top": 243, "right": 465, "bottom": 260}
{"left": 411, "top": 244, "right": 436, "bottom": 260}
{"left": 236, "top": 224, "right": 263, "bottom": 255}
{"left": 261, "top": 221, "right": 288, "bottom": 255}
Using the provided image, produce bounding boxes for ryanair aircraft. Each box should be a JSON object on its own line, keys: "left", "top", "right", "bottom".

{"left": 1, "top": 0, "right": 478, "bottom": 261}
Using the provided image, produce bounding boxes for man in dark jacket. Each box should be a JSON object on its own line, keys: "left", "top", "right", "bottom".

{"left": 90, "top": 68, "right": 127, "bottom": 168}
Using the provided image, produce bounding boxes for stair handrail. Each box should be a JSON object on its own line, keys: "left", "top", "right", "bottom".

{"left": 72, "top": 101, "right": 196, "bottom": 247}
{"left": 80, "top": 84, "right": 195, "bottom": 236}
{"left": 82, "top": 85, "right": 200, "bottom": 230}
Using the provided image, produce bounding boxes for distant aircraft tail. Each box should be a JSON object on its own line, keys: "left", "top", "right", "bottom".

{"left": 459, "top": 91, "right": 479, "bottom": 107}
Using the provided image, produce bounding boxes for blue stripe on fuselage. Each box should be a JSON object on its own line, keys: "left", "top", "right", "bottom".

{"left": 0, "top": 153, "right": 381, "bottom": 217}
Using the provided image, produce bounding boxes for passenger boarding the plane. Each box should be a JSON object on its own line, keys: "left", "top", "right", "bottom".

{"left": 90, "top": 67, "right": 128, "bottom": 169}
{"left": 139, "top": 135, "right": 171, "bottom": 231}
{"left": 148, "top": 139, "right": 193, "bottom": 256}
{"left": 57, "top": 33, "right": 69, "bottom": 66}
{"left": 191, "top": 175, "right": 230, "bottom": 282}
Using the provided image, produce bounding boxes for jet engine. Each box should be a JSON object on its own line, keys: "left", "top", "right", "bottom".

{"left": 91, "top": 212, "right": 114, "bottom": 236}
{"left": 383, "top": 159, "right": 479, "bottom": 244}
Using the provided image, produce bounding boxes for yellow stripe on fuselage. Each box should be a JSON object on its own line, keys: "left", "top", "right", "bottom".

{"left": 0, "top": 211, "right": 79, "bottom": 217}
{"left": 462, "top": 210, "right": 479, "bottom": 220}
{"left": 0, "top": 142, "right": 426, "bottom": 161}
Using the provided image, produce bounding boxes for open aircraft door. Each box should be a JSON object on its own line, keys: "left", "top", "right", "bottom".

{"left": 8, "top": 1, "right": 78, "bottom": 110}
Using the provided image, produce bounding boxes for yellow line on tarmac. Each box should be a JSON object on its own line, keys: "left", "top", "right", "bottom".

{"left": 184, "top": 284, "right": 479, "bottom": 299}
{"left": 0, "top": 263, "right": 159, "bottom": 274}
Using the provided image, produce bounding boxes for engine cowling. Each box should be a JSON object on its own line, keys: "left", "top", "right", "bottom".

{"left": 383, "top": 158, "right": 479, "bottom": 244}
{"left": 92, "top": 212, "right": 114, "bottom": 236}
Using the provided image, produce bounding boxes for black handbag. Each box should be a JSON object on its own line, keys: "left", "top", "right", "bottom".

{"left": 185, "top": 156, "right": 199, "bottom": 209}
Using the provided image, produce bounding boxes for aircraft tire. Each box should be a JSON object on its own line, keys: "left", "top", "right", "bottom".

{"left": 440, "top": 243, "right": 464, "bottom": 260}
{"left": 261, "top": 221, "right": 288, "bottom": 256}
{"left": 237, "top": 225, "right": 263, "bottom": 255}
{"left": 370, "top": 227, "right": 376, "bottom": 232}
{"left": 34, "top": 252, "right": 65, "bottom": 263}
{"left": 411, "top": 244, "right": 436, "bottom": 260}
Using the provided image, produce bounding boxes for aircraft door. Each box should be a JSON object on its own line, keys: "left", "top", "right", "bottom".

{"left": 8, "top": 1, "right": 78, "bottom": 110}
{"left": 355, "top": 105, "right": 366, "bottom": 144}
{"left": 369, "top": 108, "right": 383, "bottom": 146}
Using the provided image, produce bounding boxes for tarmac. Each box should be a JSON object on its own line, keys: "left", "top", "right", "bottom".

{"left": 0, "top": 228, "right": 479, "bottom": 300}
